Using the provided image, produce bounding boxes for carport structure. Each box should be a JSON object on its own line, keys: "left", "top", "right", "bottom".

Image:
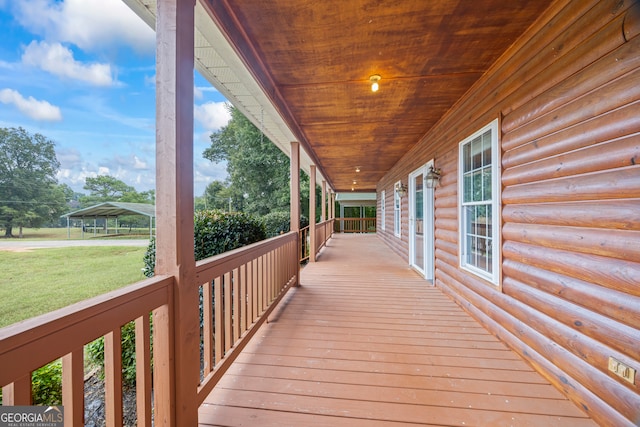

{"left": 62, "top": 202, "right": 156, "bottom": 239}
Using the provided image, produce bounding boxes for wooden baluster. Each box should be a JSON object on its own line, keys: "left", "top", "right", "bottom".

{"left": 239, "top": 264, "right": 247, "bottom": 335}
{"left": 232, "top": 268, "right": 240, "bottom": 344}
{"left": 202, "top": 282, "right": 213, "bottom": 375}
{"left": 105, "top": 328, "right": 123, "bottom": 427}
{"left": 62, "top": 349, "right": 84, "bottom": 426}
{"left": 2, "top": 374, "right": 31, "bottom": 405}
{"left": 135, "top": 315, "right": 152, "bottom": 427}
{"left": 223, "top": 272, "right": 232, "bottom": 354}
{"left": 214, "top": 277, "right": 223, "bottom": 364}
{"left": 152, "top": 303, "right": 172, "bottom": 427}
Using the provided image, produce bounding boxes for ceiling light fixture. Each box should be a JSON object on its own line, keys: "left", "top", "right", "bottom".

{"left": 369, "top": 74, "right": 381, "bottom": 92}
{"left": 355, "top": 166, "right": 361, "bottom": 173}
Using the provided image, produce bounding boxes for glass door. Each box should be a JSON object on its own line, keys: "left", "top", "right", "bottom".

{"left": 409, "top": 162, "right": 435, "bottom": 282}
{"left": 412, "top": 171, "right": 425, "bottom": 272}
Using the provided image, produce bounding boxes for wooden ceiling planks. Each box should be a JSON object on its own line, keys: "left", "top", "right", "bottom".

{"left": 211, "top": 0, "right": 554, "bottom": 191}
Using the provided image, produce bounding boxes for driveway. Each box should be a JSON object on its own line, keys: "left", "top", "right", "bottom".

{"left": 0, "top": 239, "right": 150, "bottom": 251}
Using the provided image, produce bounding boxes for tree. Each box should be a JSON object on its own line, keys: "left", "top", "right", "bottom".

{"left": 0, "top": 127, "right": 66, "bottom": 237}
{"left": 203, "top": 106, "right": 321, "bottom": 218}
{"left": 196, "top": 180, "right": 234, "bottom": 212}
{"left": 80, "top": 175, "right": 134, "bottom": 206}
{"left": 78, "top": 175, "right": 154, "bottom": 230}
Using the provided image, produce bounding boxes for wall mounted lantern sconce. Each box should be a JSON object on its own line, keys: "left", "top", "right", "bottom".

{"left": 395, "top": 182, "right": 407, "bottom": 198}
{"left": 425, "top": 166, "right": 442, "bottom": 189}
{"left": 370, "top": 74, "right": 381, "bottom": 92}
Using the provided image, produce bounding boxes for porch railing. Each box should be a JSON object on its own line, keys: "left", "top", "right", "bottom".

{"left": 299, "top": 225, "right": 310, "bottom": 262}
{"left": 335, "top": 217, "right": 376, "bottom": 233}
{"left": 0, "top": 231, "right": 299, "bottom": 426}
{"left": 0, "top": 275, "right": 174, "bottom": 426}
{"left": 316, "top": 219, "right": 334, "bottom": 253}
{"left": 298, "top": 219, "right": 334, "bottom": 263}
{"left": 195, "top": 232, "right": 298, "bottom": 402}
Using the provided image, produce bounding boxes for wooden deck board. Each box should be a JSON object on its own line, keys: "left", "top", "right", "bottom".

{"left": 199, "top": 234, "right": 596, "bottom": 426}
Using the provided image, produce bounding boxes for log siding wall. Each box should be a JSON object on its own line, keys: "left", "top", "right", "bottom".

{"left": 376, "top": 1, "right": 640, "bottom": 425}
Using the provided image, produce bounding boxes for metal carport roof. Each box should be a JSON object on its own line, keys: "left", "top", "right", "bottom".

{"left": 62, "top": 202, "right": 155, "bottom": 219}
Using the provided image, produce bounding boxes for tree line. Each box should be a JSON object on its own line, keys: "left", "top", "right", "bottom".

{"left": 0, "top": 128, "right": 154, "bottom": 237}
{"left": 1, "top": 106, "right": 319, "bottom": 237}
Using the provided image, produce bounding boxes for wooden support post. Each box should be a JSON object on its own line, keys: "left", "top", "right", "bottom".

{"left": 309, "top": 165, "right": 317, "bottom": 262}
{"left": 321, "top": 180, "right": 326, "bottom": 222}
{"left": 330, "top": 192, "right": 335, "bottom": 219}
{"left": 290, "top": 142, "right": 301, "bottom": 285}
{"left": 290, "top": 142, "right": 300, "bottom": 232}
{"left": 155, "top": 0, "right": 198, "bottom": 425}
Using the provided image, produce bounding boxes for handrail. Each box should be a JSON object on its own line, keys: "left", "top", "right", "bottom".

{"left": 335, "top": 217, "right": 377, "bottom": 233}
{"left": 195, "top": 231, "right": 298, "bottom": 402}
{"left": 0, "top": 275, "right": 174, "bottom": 425}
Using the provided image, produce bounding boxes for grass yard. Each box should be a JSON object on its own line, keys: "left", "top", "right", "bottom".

{"left": 0, "top": 246, "right": 147, "bottom": 328}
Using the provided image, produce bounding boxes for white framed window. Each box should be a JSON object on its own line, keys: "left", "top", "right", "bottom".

{"left": 394, "top": 181, "right": 401, "bottom": 237}
{"left": 458, "top": 119, "right": 500, "bottom": 285}
{"left": 380, "top": 190, "right": 386, "bottom": 231}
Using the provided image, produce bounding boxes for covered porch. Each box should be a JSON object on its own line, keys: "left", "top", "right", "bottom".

{"left": 199, "top": 233, "right": 594, "bottom": 426}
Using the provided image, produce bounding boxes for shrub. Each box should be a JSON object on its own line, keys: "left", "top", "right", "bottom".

{"left": 143, "top": 210, "right": 266, "bottom": 277}
{"left": 262, "top": 211, "right": 309, "bottom": 238}
{"left": 193, "top": 210, "right": 266, "bottom": 262}
{"left": 0, "top": 361, "right": 63, "bottom": 406}
{"left": 86, "top": 321, "right": 140, "bottom": 388}
{"left": 262, "top": 211, "right": 290, "bottom": 237}
{"left": 32, "top": 361, "right": 63, "bottom": 405}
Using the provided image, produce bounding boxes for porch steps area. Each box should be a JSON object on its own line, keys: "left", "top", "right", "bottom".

{"left": 199, "top": 233, "right": 595, "bottom": 426}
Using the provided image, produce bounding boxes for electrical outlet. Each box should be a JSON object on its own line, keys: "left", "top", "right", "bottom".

{"left": 608, "top": 357, "right": 636, "bottom": 384}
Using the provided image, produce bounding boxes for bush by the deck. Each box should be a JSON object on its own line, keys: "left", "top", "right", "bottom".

{"left": 142, "top": 209, "right": 266, "bottom": 277}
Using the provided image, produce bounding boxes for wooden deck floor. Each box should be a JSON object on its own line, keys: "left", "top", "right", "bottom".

{"left": 199, "top": 234, "right": 596, "bottom": 426}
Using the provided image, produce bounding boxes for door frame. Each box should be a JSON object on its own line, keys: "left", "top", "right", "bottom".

{"left": 408, "top": 160, "right": 435, "bottom": 282}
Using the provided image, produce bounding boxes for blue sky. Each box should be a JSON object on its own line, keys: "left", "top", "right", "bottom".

{"left": 0, "top": 0, "right": 231, "bottom": 196}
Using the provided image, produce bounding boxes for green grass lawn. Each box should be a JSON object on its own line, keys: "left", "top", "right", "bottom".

{"left": 0, "top": 246, "right": 147, "bottom": 328}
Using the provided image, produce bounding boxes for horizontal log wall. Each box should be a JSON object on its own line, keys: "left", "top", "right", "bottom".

{"left": 377, "top": 0, "right": 640, "bottom": 425}
{"left": 378, "top": 180, "right": 409, "bottom": 261}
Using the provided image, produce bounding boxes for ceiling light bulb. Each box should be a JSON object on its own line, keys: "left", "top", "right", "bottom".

{"left": 369, "top": 75, "right": 381, "bottom": 92}
{"left": 355, "top": 167, "right": 360, "bottom": 173}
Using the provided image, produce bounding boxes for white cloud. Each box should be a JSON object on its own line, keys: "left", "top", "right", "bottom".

{"left": 56, "top": 147, "right": 82, "bottom": 168}
{"left": 13, "top": 0, "right": 155, "bottom": 54}
{"left": 194, "top": 101, "right": 231, "bottom": 132}
{"left": 133, "top": 155, "right": 148, "bottom": 170}
{"left": 22, "top": 41, "right": 117, "bottom": 87}
{"left": 194, "top": 85, "right": 203, "bottom": 100}
{"left": 144, "top": 74, "right": 156, "bottom": 87}
{"left": 0, "top": 88, "right": 62, "bottom": 121}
